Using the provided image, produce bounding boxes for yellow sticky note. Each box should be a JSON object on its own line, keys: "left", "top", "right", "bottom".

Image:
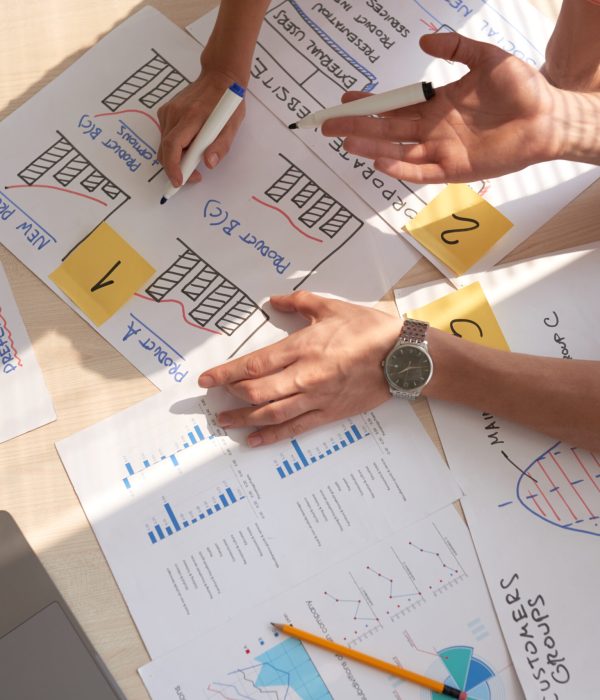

{"left": 405, "top": 184, "right": 513, "bottom": 275}
{"left": 409, "top": 282, "right": 510, "bottom": 351}
{"left": 50, "top": 222, "right": 155, "bottom": 326}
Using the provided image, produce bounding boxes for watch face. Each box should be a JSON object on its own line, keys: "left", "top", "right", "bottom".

{"left": 384, "top": 344, "right": 432, "bottom": 391}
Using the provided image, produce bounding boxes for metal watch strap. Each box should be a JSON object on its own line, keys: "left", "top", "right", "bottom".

{"left": 400, "top": 318, "right": 429, "bottom": 344}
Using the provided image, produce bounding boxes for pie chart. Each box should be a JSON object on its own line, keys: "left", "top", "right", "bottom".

{"left": 431, "top": 646, "right": 495, "bottom": 699}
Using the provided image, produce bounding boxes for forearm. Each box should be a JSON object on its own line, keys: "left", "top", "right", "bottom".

{"left": 201, "top": 0, "right": 271, "bottom": 83}
{"left": 424, "top": 329, "right": 600, "bottom": 450}
{"left": 544, "top": 0, "right": 600, "bottom": 91}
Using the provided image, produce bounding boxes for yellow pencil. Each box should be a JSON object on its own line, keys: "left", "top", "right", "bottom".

{"left": 272, "top": 623, "right": 467, "bottom": 700}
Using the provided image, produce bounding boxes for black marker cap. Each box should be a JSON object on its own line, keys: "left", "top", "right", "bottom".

{"left": 423, "top": 81, "right": 435, "bottom": 100}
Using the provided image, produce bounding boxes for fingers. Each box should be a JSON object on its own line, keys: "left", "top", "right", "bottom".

{"left": 419, "top": 32, "right": 499, "bottom": 69}
{"left": 217, "top": 393, "right": 310, "bottom": 430}
{"left": 245, "top": 410, "right": 325, "bottom": 448}
{"left": 225, "top": 364, "right": 300, "bottom": 405}
{"left": 342, "top": 136, "right": 429, "bottom": 163}
{"left": 199, "top": 337, "right": 299, "bottom": 388}
{"left": 322, "top": 114, "right": 422, "bottom": 142}
{"left": 202, "top": 102, "right": 245, "bottom": 170}
{"left": 374, "top": 157, "right": 448, "bottom": 184}
{"left": 157, "top": 76, "right": 246, "bottom": 187}
{"left": 269, "top": 290, "right": 331, "bottom": 321}
{"left": 158, "top": 115, "right": 203, "bottom": 187}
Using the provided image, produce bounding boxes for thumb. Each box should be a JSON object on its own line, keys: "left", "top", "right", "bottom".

{"left": 270, "top": 291, "right": 330, "bottom": 321}
{"left": 419, "top": 32, "right": 499, "bottom": 70}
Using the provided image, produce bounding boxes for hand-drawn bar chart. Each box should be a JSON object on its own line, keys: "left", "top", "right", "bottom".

{"left": 275, "top": 422, "right": 368, "bottom": 479}
{"left": 262, "top": 154, "right": 364, "bottom": 289}
{"left": 101, "top": 49, "right": 189, "bottom": 113}
{"left": 141, "top": 237, "right": 267, "bottom": 339}
{"left": 4, "top": 131, "right": 129, "bottom": 253}
{"left": 147, "top": 486, "right": 244, "bottom": 544}
{"left": 506, "top": 442, "right": 600, "bottom": 537}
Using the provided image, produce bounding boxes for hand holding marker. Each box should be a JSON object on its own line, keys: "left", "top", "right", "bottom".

{"left": 289, "top": 81, "right": 435, "bottom": 129}
{"left": 160, "top": 82, "right": 246, "bottom": 205}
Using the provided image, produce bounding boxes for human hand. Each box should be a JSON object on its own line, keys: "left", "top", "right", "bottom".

{"left": 157, "top": 69, "right": 245, "bottom": 187}
{"left": 198, "top": 292, "right": 401, "bottom": 447}
{"left": 322, "top": 32, "right": 563, "bottom": 184}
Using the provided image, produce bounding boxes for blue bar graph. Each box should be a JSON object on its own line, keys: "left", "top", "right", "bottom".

{"left": 165, "top": 503, "right": 181, "bottom": 532}
{"left": 292, "top": 440, "right": 309, "bottom": 467}
{"left": 275, "top": 423, "right": 370, "bottom": 479}
{"left": 148, "top": 487, "right": 245, "bottom": 544}
{"left": 122, "top": 419, "right": 218, "bottom": 490}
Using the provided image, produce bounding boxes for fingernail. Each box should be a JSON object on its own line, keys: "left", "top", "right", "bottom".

{"left": 247, "top": 434, "right": 263, "bottom": 448}
{"left": 198, "top": 374, "right": 215, "bottom": 388}
{"left": 206, "top": 152, "right": 219, "bottom": 168}
{"left": 217, "top": 413, "right": 233, "bottom": 428}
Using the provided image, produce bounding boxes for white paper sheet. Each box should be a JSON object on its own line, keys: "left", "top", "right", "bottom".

{"left": 56, "top": 384, "right": 461, "bottom": 659}
{"left": 395, "top": 247, "right": 600, "bottom": 699}
{"left": 0, "top": 8, "right": 419, "bottom": 391}
{"left": 140, "top": 505, "right": 524, "bottom": 700}
{"left": 189, "top": 0, "right": 599, "bottom": 282}
{"left": 0, "top": 260, "right": 55, "bottom": 442}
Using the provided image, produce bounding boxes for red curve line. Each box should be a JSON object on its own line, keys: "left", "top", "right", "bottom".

{"left": 94, "top": 109, "right": 161, "bottom": 130}
{"left": 0, "top": 308, "right": 23, "bottom": 367}
{"left": 5, "top": 184, "right": 108, "bottom": 206}
{"left": 134, "top": 293, "right": 222, "bottom": 334}
{"left": 251, "top": 195, "right": 323, "bottom": 243}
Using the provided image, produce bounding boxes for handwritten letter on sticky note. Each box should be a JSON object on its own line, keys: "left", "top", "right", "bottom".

{"left": 409, "top": 282, "right": 510, "bottom": 351}
{"left": 405, "top": 184, "right": 513, "bottom": 276}
{"left": 50, "top": 222, "right": 155, "bottom": 325}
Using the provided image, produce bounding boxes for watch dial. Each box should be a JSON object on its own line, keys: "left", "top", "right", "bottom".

{"left": 385, "top": 345, "right": 432, "bottom": 390}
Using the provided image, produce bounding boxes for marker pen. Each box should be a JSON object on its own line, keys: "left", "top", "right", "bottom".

{"left": 289, "top": 81, "right": 434, "bottom": 130}
{"left": 160, "top": 82, "right": 245, "bottom": 204}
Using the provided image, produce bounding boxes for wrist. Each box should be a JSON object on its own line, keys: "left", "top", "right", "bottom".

{"left": 554, "top": 91, "right": 600, "bottom": 165}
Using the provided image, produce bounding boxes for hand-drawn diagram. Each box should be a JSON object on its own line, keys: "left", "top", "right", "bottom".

{"left": 262, "top": 154, "right": 363, "bottom": 288}
{"left": 141, "top": 237, "right": 268, "bottom": 339}
{"left": 101, "top": 49, "right": 189, "bottom": 114}
{"left": 96, "top": 49, "right": 190, "bottom": 182}
{"left": 3, "top": 131, "right": 129, "bottom": 254}
{"left": 262, "top": 0, "right": 378, "bottom": 97}
{"left": 499, "top": 442, "right": 600, "bottom": 537}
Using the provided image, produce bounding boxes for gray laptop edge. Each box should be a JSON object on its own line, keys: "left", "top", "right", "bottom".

{"left": 0, "top": 511, "right": 126, "bottom": 700}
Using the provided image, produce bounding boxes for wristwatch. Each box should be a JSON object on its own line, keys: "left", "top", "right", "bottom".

{"left": 382, "top": 318, "right": 433, "bottom": 400}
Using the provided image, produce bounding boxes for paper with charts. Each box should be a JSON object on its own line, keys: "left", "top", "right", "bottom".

{"left": 56, "top": 384, "right": 461, "bottom": 659}
{"left": 0, "top": 8, "right": 419, "bottom": 391}
{"left": 140, "top": 505, "right": 525, "bottom": 700}
{"left": 0, "top": 260, "right": 55, "bottom": 442}
{"left": 189, "top": 0, "right": 599, "bottom": 281}
{"left": 395, "top": 247, "right": 600, "bottom": 699}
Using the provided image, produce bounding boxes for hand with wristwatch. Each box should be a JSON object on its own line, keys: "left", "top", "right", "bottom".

{"left": 382, "top": 319, "right": 434, "bottom": 400}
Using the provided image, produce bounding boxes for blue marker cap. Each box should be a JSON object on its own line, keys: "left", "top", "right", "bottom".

{"left": 229, "top": 82, "right": 245, "bottom": 98}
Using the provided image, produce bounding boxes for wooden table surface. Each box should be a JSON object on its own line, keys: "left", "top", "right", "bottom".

{"left": 0, "top": 2, "right": 597, "bottom": 698}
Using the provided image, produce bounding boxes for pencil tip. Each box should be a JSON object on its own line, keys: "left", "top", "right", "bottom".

{"left": 288, "top": 123, "right": 298, "bottom": 130}
{"left": 271, "top": 622, "right": 282, "bottom": 629}
{"left": 160, "top": 196, "right": 167, "bottom": 205}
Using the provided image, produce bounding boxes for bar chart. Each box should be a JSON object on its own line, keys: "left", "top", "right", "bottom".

{"left": 122, "top": 418, "right": 220, "bottom": 490}
{"left": 274, "top": 421, "right": 369, "bottom": 480}
{"left": 147, "top": 485, "right": 244, "bottom": 544}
